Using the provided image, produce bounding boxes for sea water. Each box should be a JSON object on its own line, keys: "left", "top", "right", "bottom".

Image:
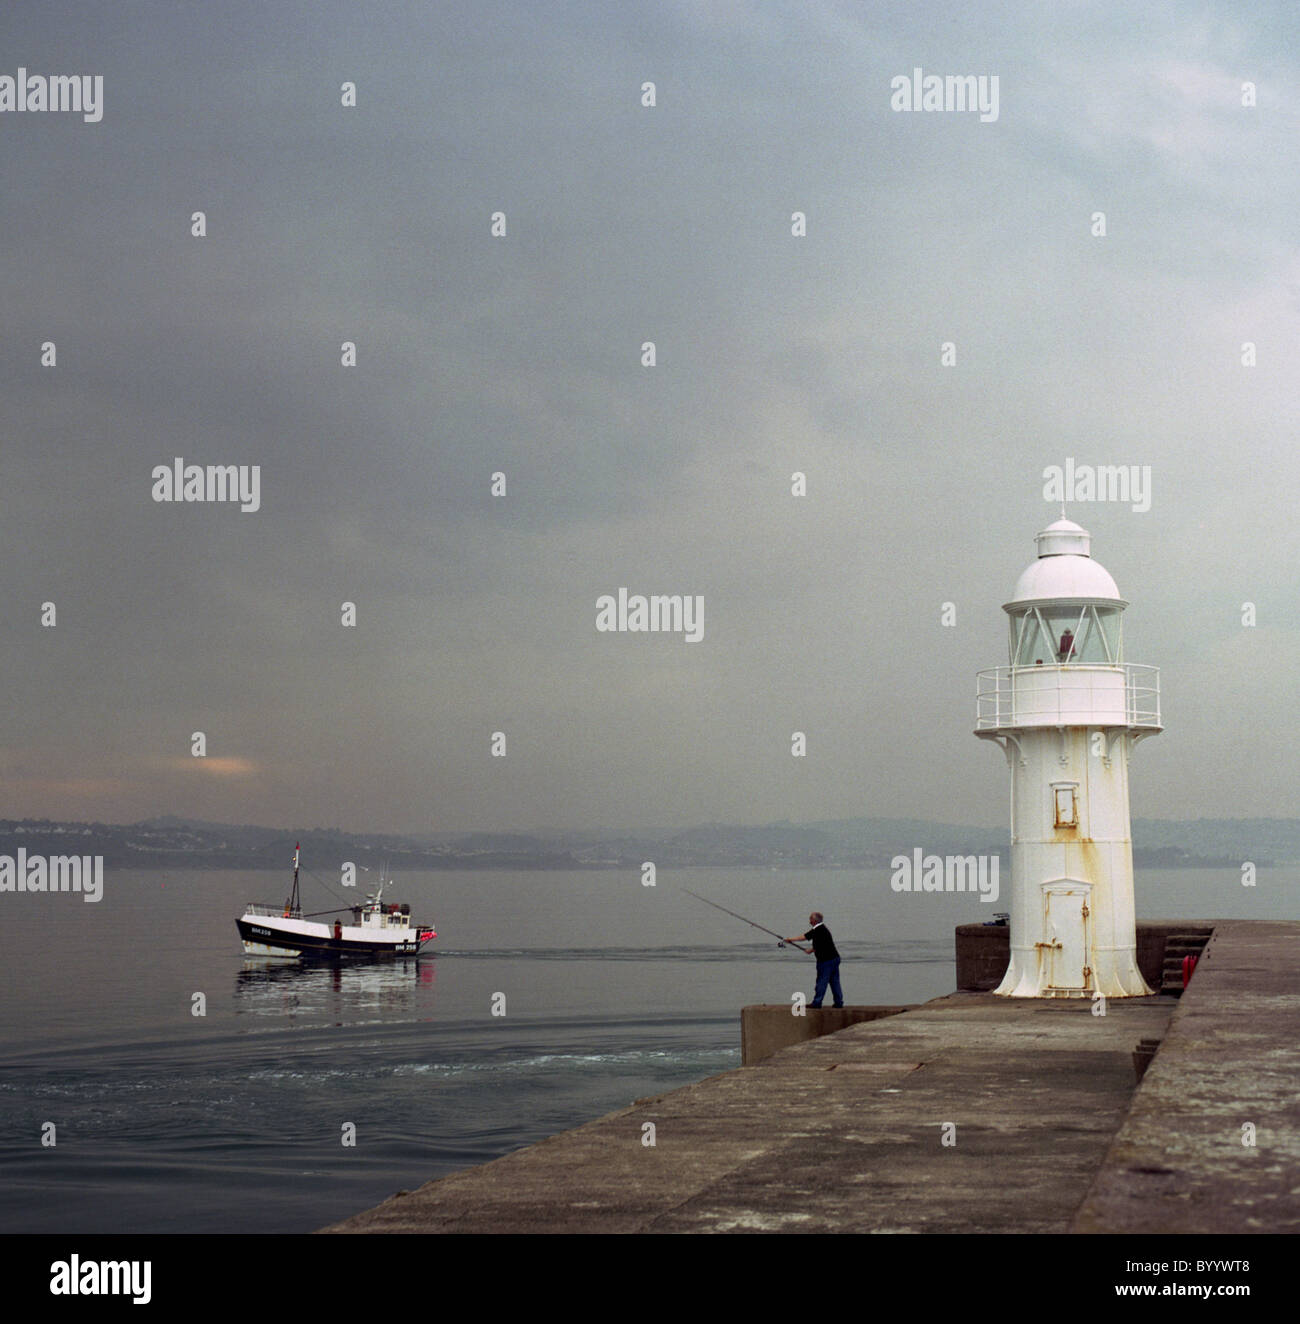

{"left": 0, "top": 865, "right": 1279, "bottom": 1233}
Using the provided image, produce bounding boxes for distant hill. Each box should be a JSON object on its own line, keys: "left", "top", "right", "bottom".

{"left": 0, "top": 814, "right": 1277, "bottom": 870}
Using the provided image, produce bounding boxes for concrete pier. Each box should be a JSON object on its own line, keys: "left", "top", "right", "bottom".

{"left": 740, "top": 1004, "right": 917, "bottom": 1065}
{"left": 321, "top": 918, "right": 1298, "bottom": 1234}
{"left": 1073, "top": 920, "right": 1300, "bottom": 1233}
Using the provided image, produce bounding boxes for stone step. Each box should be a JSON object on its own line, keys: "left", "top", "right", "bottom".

{"left": 1132, "top": 1035, "right": 1163, "bottom": 1079}
{"left": 1160, "top": 938, "right": 1207, "bottom": 996}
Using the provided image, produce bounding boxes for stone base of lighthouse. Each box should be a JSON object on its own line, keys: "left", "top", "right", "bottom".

{"left": 992, "top": 727, "right": 1153, "bottom": 999}
{"left": 996, "top": 916, "right": 1153, "bottom": 998}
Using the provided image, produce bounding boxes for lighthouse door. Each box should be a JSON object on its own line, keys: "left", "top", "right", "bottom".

{"left": 1042, "top": 883, "right": 1090, "bottom": 991}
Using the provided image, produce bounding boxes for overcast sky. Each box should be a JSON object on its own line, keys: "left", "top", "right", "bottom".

{"left": 2, "top": 1, "right": 1297, "bottom": 834}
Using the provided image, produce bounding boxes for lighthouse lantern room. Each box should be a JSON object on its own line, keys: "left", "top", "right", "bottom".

{"left": 975, "top": 518, "right": 1161, "bottom": 998}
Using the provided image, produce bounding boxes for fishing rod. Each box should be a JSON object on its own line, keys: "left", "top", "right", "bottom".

{"left": 682, "top": 889, "right": 811, "bottom": 954}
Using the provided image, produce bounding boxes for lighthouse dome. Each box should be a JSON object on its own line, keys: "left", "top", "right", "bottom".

{"left": 1005, "top": 518, "right": 1126, "bottom": 606}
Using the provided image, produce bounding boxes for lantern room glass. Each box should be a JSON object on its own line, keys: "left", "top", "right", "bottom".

{"left": 1009, "top": 605, "right": 1122, "bottom": 666}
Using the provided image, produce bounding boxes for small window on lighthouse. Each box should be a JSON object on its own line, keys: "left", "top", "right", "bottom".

{"left": 1052, "top": 783, "right": 1079, "bottom": 828}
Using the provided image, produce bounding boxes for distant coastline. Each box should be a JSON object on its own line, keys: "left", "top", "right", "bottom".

{"left": 0, "top": 815, "right": 1276, "bottom": 872}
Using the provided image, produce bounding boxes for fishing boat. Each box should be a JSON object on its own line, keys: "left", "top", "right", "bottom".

{"left": 236, "top": 844, "right": 436, "bottom": 958}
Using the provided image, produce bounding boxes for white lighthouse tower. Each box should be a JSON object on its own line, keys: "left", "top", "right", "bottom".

{"left": 975, "top": 518, "right": 1161, "bottom": 998}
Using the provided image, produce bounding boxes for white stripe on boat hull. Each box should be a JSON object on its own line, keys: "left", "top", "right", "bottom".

{"left": 241, "top": 940, "right": 303, "bottom": 957}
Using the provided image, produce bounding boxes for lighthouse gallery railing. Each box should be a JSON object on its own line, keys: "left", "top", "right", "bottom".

{"left": 975, "top": 663, "right": 1161, "bottom": 730}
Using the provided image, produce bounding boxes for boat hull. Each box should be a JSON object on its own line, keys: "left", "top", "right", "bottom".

{"left": 237, "top": 915, "right": 432, "bottom": 959}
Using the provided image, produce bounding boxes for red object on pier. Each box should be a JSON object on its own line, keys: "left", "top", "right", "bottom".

{"left": 1182, "top": 954, "right": 1198, "bottom": 987}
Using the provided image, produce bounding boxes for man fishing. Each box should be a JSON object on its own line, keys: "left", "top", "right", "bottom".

{"left": 786, "top": 911, "right": 843, "bottom": 1009}
{"left": 681, "top": 891, "right": 838, "bottom": 1010}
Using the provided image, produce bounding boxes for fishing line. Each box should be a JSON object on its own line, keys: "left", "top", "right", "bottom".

{"left": 682, "top": 889, "right": 812, "bottom": 954}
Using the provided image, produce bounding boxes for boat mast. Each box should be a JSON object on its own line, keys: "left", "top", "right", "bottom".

{"left": 285, "top": 841, "right": 302, "bottom": 916}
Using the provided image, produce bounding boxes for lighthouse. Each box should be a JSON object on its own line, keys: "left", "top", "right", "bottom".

{"left": 975, "top": 518, "right": 1161, "bottom": 998}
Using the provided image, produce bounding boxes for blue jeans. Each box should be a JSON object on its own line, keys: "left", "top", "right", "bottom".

{"left": 811, "top": 957, "right": 843, "bottom": 1008}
